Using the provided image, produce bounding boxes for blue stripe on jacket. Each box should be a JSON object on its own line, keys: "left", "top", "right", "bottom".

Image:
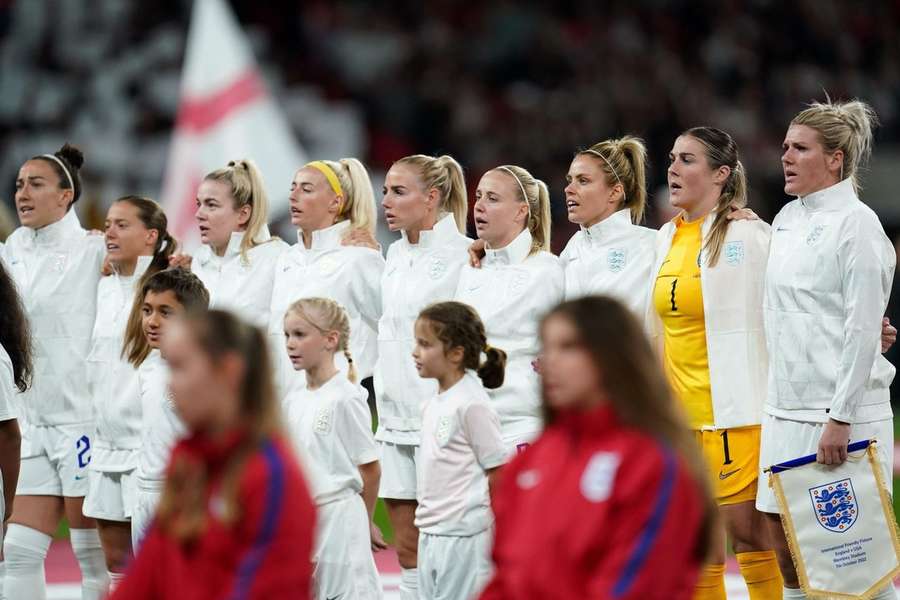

{"left": 228, "top": 439, "right": 286, "bottom": 600}
{"left": 612, "top": 448, "right": 677, "bottom": 598}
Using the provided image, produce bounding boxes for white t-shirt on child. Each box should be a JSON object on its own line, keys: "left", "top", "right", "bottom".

{"left": 285, "top": 373, "right": 378, "bottom": 506}
{"left": 415, "top": 371, "right": 506, "bottom": 536}
{"left": 136, "top": 350, "right": 185, "bottom": 482}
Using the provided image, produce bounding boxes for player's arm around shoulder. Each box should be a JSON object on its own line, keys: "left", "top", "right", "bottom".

{"left": 525, "top": 251, "right": 566, "bottom": 306}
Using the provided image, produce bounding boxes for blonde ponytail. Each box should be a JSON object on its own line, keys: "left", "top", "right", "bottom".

{"left": 791, "top": 98, "right": 878, "bottom": 193}
{"left": 494, "top": 165, "right": 552, "bottom": 255}
{"left": 343, "top": 348, "right": 357, "bottom": 384}
{"left": 203, "top": 159, "right": 272, "bottom": 263}
{"left": 285, "top": 297, "right": 356, "bottom": 383}
{"left": 579, "top": 135, "right": 648, "bottom": 224}
{"left": 533, "top": 179, "right": 552, "bottom": 253}
{"left": 394, "top": 154, "right": 468, "bottom": 233}
{"left": 682, "top": 127, "right": 748, "bottom": 267}
{"left": 317, "top": 158, "right": 376, "bottom": 233}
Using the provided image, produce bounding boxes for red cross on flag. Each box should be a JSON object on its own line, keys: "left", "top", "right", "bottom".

{"left": 161, "top": 0, "right": 306, "bottom": 250}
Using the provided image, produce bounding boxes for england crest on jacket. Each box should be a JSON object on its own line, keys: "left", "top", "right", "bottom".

{"left": 724, "top": 241, "right": 744, "bottom": 266}
{"left": 809, "top": 479, "right": 857, "bottom": 533}
{"left": 607, "top": 248, "right": 626, "bottom": 273}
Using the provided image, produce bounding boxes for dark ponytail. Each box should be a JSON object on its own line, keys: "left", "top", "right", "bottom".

{"left": 33, "top": 142, "right": 84, "bottom": 205}
{"left": 113, "top": 196, "right": 178, "bottom": 283}
{"left": 418, "top": 301, "right": 507, "bottom": 389}
{"left": 477, "top": 345, "right": 507, "bottom": 390}
{"left": 0, "top": 261, "right": 32, "bottom": 392}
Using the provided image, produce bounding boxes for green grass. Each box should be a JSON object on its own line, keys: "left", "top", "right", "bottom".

{"left": 55, "top": 519, "right": 69, "bottom": 539}
{"left": 374, "top": 498, "right": 394, "bottom": 544}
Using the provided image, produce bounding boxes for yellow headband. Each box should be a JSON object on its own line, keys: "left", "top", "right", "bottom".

{"left": 305, "top": 161, "right": 344, "bottom": 215}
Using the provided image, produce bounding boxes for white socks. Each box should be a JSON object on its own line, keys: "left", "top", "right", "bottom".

{"left": 400, "top": 567, "right": 418, "bottom": 600}
{"left": 108, "top": 570, "right": 126, "bottom": 593}
{"left": 782, "top": 587, "right": 806, "bottom": 598}
{"left": 3, "top": 524, "right": 51, "bottom": 600}
{"left": 70, "top": 528, "right": 109, "bottom": 600}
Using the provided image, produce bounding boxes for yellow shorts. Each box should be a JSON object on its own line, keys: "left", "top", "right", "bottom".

{"left": 694, "top": 426, "right": 760, "bottom": 506}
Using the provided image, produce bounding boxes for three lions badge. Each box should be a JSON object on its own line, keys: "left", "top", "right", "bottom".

{"left": 809, "top": 478, "right": 858, "bottom": 533}
{"left": 607, "top": 248, "right": 626, "bottom": 273}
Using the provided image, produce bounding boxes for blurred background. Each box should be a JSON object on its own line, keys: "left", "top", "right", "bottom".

{"left": 2, "top": 0, "right": 900, "bottom": 381}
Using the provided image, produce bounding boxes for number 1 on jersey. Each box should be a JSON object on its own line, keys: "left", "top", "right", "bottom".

{"left": 669, "top": 279, "right": 678, "bottom": 312}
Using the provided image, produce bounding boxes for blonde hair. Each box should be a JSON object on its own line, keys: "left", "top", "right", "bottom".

{"left": 394, "top": 154, "right": 468, "bottom": 233}
{"left": 682, "top": 127, "right": 748, "bottom": 268}
{"left": 286, "top": 297, "right": 356, "bottom": 383}
{"left": 791, "top": 98, "right": 878, "bottom": 194}
{"left": 314, "top": 158, "right": 377, "bottom": 233}
{"left": 203, "top": 159, "right": 272, "bottom": 262}
{"left": 492, "top": 165, "right": 551, "bottom": 255}
{"left": 578, "top": 135, "right": 648, "bottom": 224}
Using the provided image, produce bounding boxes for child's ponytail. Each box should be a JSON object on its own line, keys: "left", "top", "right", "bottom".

{"left": 343, "top": 347, "right": 357, "bottom": 384}
{"left": 477, "top": 344, "right": 507, "bottom": 389}
{"left": 286, "top": 297, "right": 356, "bottom": 382}
{"left": 418, "top": 301, "right": 506, "bottom": 388}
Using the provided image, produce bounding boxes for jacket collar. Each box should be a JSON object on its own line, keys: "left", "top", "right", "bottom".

{"left": 557, "top": 403, "right": 617, "bottom": 436}
{"left": 296, "top": 220, "right": 351, "bottom": 252}
{"left": 26, "top": 209, "right": 82, "bottom": 246}
{"left": 201, "top": 225, "right": 272, "bottom": 265}
{"left": 222, "top": 231, "right": 247, "bottom": 259}
{"left": 201, "top": 231, "right": 246, "bottom": 265}
{"left": 799, "top": 178, "right": 857, "bottom": 212}
{"left": 401, "top": 213, "right": 461, "bottom": 250}
{"left": 674, "top": 212, "right": 707, "bottom": 230}
{"left": 484, "top": 228, "right": 533, "bottom": 267}
{"left": 666, "top": 210, "right": 714, "bottom": 239}
{"left": 172, "top": 428, "right": 256, "bottom": 477}
{"left": 581, "top": 208, "right": 633, "bottom": 246}
{"left": 112, "top": 254, "right": 153, "bottom": 281}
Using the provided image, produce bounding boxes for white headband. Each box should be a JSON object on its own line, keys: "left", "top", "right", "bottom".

{"left": 496, "top": 166, "right": 532, "bottom": 218}
{"left": 41, "top": 154, "right": 74, "bottom": 191}
{"left": 584, "top": 149, "right": 627, "bottom": 202}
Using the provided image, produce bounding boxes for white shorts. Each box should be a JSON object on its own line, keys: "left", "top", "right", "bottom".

{"left": 131, "top": 480, "right": 163, "bottom": 552}
{"left": 418, "top": 528, "right": 493, "bottom": 600}
{"left": 313, "top": 494, "right": 382, "bottom": 600}
{"left": 378, "top": 441, "right": 418, "bottom": 501}
{"left": 17, "top": 423, "right": 92, "bottom": 497}
{"left": 756, "top": 414, "right": 894, "bottom": 513}
{"left": 82, "top": 469, "right": 137, "bottom": 522}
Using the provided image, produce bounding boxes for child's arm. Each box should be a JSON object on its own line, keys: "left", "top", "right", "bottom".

{"left": 358, "top": 460, "right": 380, "bottom": 521}
{"left": 486, "top": 465, "right": 502, "bottom": 507}
{"left": 358, "top": 460, "right": 387, "bottom": 551}
{"left": 0, "top": 418, "right": 20, "bottom": 521}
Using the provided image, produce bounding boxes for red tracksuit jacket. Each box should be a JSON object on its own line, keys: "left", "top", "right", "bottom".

{"left": 112, "top": 432, "right": 316, "bottom": 600}
{"left": 480, "top": 405, "right": 707, "bottom": 600}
